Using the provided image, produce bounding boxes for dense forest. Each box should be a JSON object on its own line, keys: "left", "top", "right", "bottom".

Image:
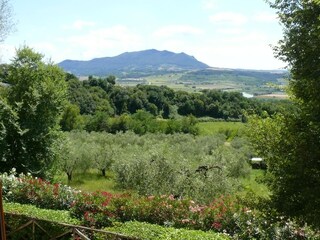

{"left": 60, "top": 73, "right": 294, "bottom": 134}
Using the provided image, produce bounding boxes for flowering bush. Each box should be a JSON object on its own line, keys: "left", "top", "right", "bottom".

{"left": 1, "top": 169, "right": 319, "bottom": 238}
{"left": 70, "top": 191, "right": 115, "bottom": 228}
{"left": 111, "top": 194, "right": 203, "bottom": 228}
{"left": 1, "top": 168, "right": 78, "bottom": 210}
{"left": 202, "top": 195, "right": 242, "bottom": 232}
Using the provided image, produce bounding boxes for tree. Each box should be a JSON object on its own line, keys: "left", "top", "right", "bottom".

{"left": 57, "top": 131, "right": 92, "bottom": 182}
{"left": 249, "top": 0, "right": 320, "bottom": 227}
{"left": 0, "top": 98, "right": 25, "bottom": 170}
{"left": 0, "top": 0, "right": 14, "bottom": 43}
{"left": 60, "top": 103, "right": 84, "bottom": 131}
{"left": 0, "top": 47, "right": 67, "bottom": 176}
{"left": 91, "top": 133, "right": 118, "bottom": 177}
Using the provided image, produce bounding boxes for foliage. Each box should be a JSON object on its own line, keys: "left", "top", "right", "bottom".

{"left": 60, "top": 102, "right": 84, "bottom": 131}
{"left": 55, "top": 131, "right": 94, "bottom": 182}
{"left": 250, "top": 0, "right": 320, "bottom": 228}
{"left": 65, "top": 75, "right": 292, "bottom": 124}
{"left": 55, "top": 131, "right": 252, "bottom": 202}
{"left": 0, "top": 47, "right": 67, "bottom": 176}
{"left": 4, "top": 202, "right": 80, "bottom": 240}
{"left": 70, "top": 191, "right": 318, "bottom": 239}
{"left": 4, "top": 202, "right": 80, "bottom": 225}
{"left": 2, "top": 170, "right": 318, "bottom": 238}
{"left": 111, "top": 132, "right": 250, "bottom": 203}
{"left": 84, "top": 110, "right": 199, "bottom": 135}
{"left": 105, "top": 221, "right": 230, "bottom": 240}
{"left": 70, "top": 191, "right": 115, "bottom": 228}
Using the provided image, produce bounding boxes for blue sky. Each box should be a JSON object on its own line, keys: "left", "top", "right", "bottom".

{"left": 1, "top": 0, "right": 285, "bottom": 70}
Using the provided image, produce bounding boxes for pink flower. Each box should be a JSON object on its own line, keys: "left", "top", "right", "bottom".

{"left": 168, "top": 194, "right": 174, "bottom": 200}
{"left": 212, "top": 221, "right": 222, "bottom": 230}
{"left": 181, "top": 219, "right": 190, "bottom": 223}
{"left": 148, "top": 195, "right": 155, "bottom": 200}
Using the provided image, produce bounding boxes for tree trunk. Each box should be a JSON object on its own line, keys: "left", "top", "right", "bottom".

{"left": 101, "top": 169, "right": 106, "bottom": 177}
{"left": 67, "top": 172, "right": 72, "bottom": 183}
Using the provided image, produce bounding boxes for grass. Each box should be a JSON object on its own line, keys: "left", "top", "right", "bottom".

{"left": 197, "top": 121, "right": 245, "bottom": 140}
{"left": 241, "top": 169, "right": 270, "bottom": 199}
{"left": 54, "top": 169, "right": 120, "bottom": 193}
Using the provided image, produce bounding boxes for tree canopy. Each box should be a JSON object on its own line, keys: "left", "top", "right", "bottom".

{"left": 0, "top": 47, "right": 67, "bottom": 176}
{"left": 248, "top": 0, "right": 320, "bottom": 227}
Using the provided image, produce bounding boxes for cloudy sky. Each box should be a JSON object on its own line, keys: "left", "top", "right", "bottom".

{"left": 1, "top": 0, "right": 285, "bottom": 70}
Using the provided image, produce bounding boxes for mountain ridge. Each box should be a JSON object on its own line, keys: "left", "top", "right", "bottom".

{"left": 58, "top": 49, "right": 210, "bottom": 76}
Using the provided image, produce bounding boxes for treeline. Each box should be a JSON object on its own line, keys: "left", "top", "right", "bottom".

{"left": 62, "top": 74, "right": 294, "bottom": 133}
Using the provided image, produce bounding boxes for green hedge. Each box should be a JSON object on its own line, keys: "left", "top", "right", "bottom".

{"left": 3, "top": 202, "right": 228, "bottom": 240}
{"left": 4, "top": 202, "right": 80, "bottom": 224}
{"left": 4, "top": 202, "right": 80, "bottom": 240}
{"left": 105, "top": 221, "right": 230, "bottom": 240}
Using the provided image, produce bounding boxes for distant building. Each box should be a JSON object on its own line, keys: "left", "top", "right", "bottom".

{"left": 250, "top": 157, "right": 267, "bottom": 169}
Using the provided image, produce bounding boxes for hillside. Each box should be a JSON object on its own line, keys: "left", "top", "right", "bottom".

{"left": 58, "top": 49, "right": 209, "bottom": 76}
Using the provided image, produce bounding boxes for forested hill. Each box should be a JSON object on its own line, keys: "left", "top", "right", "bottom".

{"left": 58, "top": 49, "right": 209, "bottom": 76}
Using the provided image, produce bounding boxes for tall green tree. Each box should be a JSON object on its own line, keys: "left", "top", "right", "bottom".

{"left": 60, "top": 103, "right": 84, "bottom": 131}
{"left": 249, "top": 0, "right": 320, "bottom": 227}
{"left": 0, "top": 47, "right": 67, "bottom": 176}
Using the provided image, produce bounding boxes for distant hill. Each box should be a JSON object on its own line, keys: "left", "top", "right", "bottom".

{"left": 58, "top": 49, "right": 209, "bottom": 76}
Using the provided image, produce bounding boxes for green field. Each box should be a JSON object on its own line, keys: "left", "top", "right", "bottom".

{"left": 54, "top": 169, "right": 120, "bottom": 193}
{"left": 240, "top": 169, "right": 270, "bottom": 199}
{"left": 197, "top": 121, "right": 245, "bottom": 140}
{"left": 118, "top": 69, "right": 287, "bottom": 96}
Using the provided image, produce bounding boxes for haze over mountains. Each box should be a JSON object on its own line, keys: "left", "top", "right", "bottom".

{"left": 58, "top": 49, "right": 209, "bottom": 76}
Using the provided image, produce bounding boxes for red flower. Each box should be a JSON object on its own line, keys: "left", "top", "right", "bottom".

{"left": 212, "top": 221, "right": 222, "bottom": 230}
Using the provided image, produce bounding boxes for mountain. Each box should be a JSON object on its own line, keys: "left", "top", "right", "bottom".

{"left": 58, "top": 49, "right": 210, "bottom": 76}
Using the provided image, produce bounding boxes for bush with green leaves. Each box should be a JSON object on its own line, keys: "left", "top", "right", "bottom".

{"left": 4, "top": 202, "right": 80, "bottom": 225}
{"left": 4, "top": 202, "right": 80, "bottom": 240}
{"left": 2, "top": 171, "right": 318, "bottom": 238}
{"left": 69, "top": 191, "right": 319, "bottom": 239}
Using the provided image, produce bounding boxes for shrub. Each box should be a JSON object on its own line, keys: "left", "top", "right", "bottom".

{"left": 4, "top": 202, "right": 80, "bottom": 225}
{"left": 2, "top": 170, "right": 319, "bottom": 238}
{"left": 1, "top": 169, "right": 78, "bottom": 210}
{"left": 70, "top": 191, "right": 115, "bottom": 228}
{"left": 104, "top": 221, "right": 230, "bottom": 240}
{"left": 4, "top": 202, "right": 80, "bottom": 240}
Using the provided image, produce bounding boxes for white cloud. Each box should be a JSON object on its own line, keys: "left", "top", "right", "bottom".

{"left": 58, "top": 25, "right": 143, "bottom": 60}
{"left": 217, "top": 28, "right": 244, "bottom": 35}
{"left": 209, "top": 12, "right": 247, "bottom": 26}
{"left": 193, "top": 30, "right": 284, "bottom": 70}
{"left": 153, "top": 25, "right": 203, "bottom": 38}
{"left": 64, "top": 20, "right": 96, "bottom": 30}
{"left": 196, "top": 43, "right": 284, "bottom": 70}
{"left": 202, "top": 0, "right": 216, "bottom": 10}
